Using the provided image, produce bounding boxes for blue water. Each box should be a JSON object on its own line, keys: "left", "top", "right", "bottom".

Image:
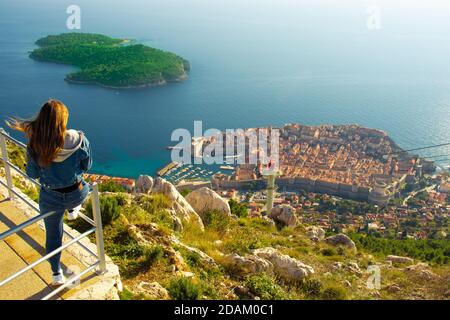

{"left": 1, "top": 0, "right": 450, "bottom": 177}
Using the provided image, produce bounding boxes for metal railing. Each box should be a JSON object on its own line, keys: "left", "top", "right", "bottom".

{"left": 0, "top": 128, "right": 106, "bottom": 300}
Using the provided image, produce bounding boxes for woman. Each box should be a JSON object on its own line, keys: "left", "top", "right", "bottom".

{"left": 7, "top": 99, "right": 92, "bottom": 286}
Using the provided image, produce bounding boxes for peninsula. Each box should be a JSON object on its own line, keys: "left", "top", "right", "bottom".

{"left": 30, "top": 33, "right": 190, "bottom": 89}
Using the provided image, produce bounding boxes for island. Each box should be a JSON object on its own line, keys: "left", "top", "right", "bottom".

{"left": 30, "top": 33, "right": 190, "bottom": 89}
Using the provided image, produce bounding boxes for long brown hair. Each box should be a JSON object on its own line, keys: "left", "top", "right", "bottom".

{"left": 6, "top": 99, "right": 69, "bottom": 167}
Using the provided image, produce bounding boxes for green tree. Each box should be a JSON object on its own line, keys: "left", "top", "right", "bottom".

{"left": 229, "top": 199, "right": 248, "bottom": 218}
{"left": 86, "top": 195, "right": 121, "bottom": 225}
{"left": 98, "top": 180, "right": 126, "bottom": 192}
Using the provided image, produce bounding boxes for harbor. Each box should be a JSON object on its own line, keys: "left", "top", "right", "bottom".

{"left": 157, "top": 162, "right": 235, "bottom": 185}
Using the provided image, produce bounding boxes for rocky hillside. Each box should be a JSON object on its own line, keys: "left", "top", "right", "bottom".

{"left": 73, "top": 176, "right": 449, "bottom": 300}
{"left": 1, "top": 145, "right": 448, "bottom": 300}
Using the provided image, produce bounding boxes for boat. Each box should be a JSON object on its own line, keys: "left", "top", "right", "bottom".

{"left": 166, "top": 146, "right": 183, "bottom": 150}
{"left": 220, "top": 165, "right": 235, "bottom": 170}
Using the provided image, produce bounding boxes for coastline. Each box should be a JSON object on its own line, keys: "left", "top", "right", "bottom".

{"left": 65, "top": 78, "right": 167, "bottom": 90}
{"left": 65, "top": 72, "right": 188, "bottom": 90}
{"left": 92, "top": 123, "right": 428, "bottom": 179}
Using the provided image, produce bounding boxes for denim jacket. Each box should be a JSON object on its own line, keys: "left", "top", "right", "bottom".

{"left": 26, "top": 131, "right": 93, "bottom": 189}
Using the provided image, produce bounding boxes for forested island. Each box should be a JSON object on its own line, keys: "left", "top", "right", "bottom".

{"left": 30, "top": 33, "right": 190, "bottom": 89}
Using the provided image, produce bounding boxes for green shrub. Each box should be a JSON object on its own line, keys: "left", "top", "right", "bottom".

{"left": 200, "top": 282, "right": 220, "bottom": 299}
{"left": 349, "top": 233, "right": 450, "bottom": 265}
{"left": 229, "top": 199, "right": 248, "bottom": 218}
{"left": 108, "top": 237, "right": 146, "bottom": 260}
{"left": 138, "top": 194, "right": 171, "bottom": 213}
{"left": 180, "top": 188, "right": 191, "bottom": 197}
{"left": 86, "top": 195, "right": 121, "bottom": 225}
{"left": 184, "top": 250, "right": 202, "bottom": 268}
{"left": 113, "top": 193, "right": 128, "bottom": 206}
{"left": 321, "top": 248, "right": 337, "bottom": 256}
{"left": 106, "top": 229, "right": 164, "bottom": 277}
{"left": 244, "top": 274, "right": 287, "bottom": 300}
{"left": 142, "top": 245, "right": 164, "bottom": 267}
{"left": 122, "top": 201, "right": 174, "bottom": 231}
{"left": 3, "top": 142, "right": 27, "bottom": 170}
{"left": 12, "top": 176, "right": 39, "bottom": 202}
{"left": 203, "top": 210, "right": 230, "bottom": 230}
{"left": 167, "top": 276, "right": 202, "bottom": 300}
{"left": 300, "top": 278, "right": 323, "bottom": 298}
{"left": 98, "top": 180, "right": 126, "bottom": 192}
{"left": 119, "top": 287, "right": 135, "bottom": 300}
{"left": 151, "top": 209, "right": 175, "bottom": 231}
{"left": 119, "top": 287, "right": 147, "bottom": 300}
{"left": 121, "top": 205, "right": 148, "bottom": 225}
{"left": 321, "top": 286, "right": 347, "bottom": 300}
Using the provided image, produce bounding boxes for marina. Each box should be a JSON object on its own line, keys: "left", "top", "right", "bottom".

{"left": 157, "top": 161, "right": 180, "bottom": 177}
{"left": 157, "top": 162, "right": 234, "bottom": 185}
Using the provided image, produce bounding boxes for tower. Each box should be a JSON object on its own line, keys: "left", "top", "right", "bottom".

{"left": 368, "top": 180, "right": 391, "bottom": 207}
{"left": 260, "top": 159, "right": 281, "bottom": 212}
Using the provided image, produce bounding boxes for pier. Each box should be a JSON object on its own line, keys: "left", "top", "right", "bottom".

{"left": 157, "top": 161, "right": 179, "bottom": 177}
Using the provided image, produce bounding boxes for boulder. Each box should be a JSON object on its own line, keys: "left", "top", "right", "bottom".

{"left": 332, "top": 262, "right": 343, "bottom": 271}
{"left": 346, "top": 262, "right": 362, "bottom": 275}
{"left": 170, "top": 235, "right": 218, "bottom": 267}
{"left": 234, "top": 286, "right": 257, "bottom": 300}
{"left": 269, "top": 205, "right": 298, "bottom": 228}
{"left": 253, "top": 247, "right": 314, "bottom": 281}
{"left": 324, "top": 234, "right": 356, "bottom": 251}
{"left": 404, "top": 262, "right": 428, "bottom": 271}
{"left": 170, "top": 250, "right": 188, "bottom": 272}
{"left": 166, "top": 265, "right": 176, "bottom": 273}
{"left": 385, "top": 284, "right": 401, "bottom": 293}
{"left": 404, "top": 263, "right": 438, "bottom": 280}
{"left": 152, "top": 178, "right": 204, "bottom": 230}
{"left": 386, "top": 255, "right": 413, "bottom": 265}
{"left": 179, "top": 271, "right": 195, "bottom": 278}
{"left": 185, "top": 187, "right": 232, "bottom": 221}
{"left": 169, "top": 213, "right": 183, "bottom": 232}
{"left": 443, "top": 290, "right": 450, "bottom": 299}
{"left": 127, "top": 225, "right": 147, "bottom": 244}
{"left": 135, "top": 175, "right": 154, "bottom": 194}
{"left": 224, "top": 253, "right": 273, "bottom": 276}
{"left": 137, "top": 281, "right": 169, "bottom": 299}
{"left": 262, "top": 216, "right": 276, "bottom": 227}
{"left": 306, "top": 226, "right": 326, "bottom": 241}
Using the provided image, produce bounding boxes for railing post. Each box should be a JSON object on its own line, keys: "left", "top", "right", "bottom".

{"left": 91, "top": 183, "right": 106, "bottom": 273}
{"left": 0, "top": 129, "right": 14, "bottom": 199}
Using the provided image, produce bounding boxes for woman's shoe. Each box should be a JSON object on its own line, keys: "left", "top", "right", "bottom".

{"left": 67, "top": 204, "right": 82, "bottom": 220}
{"left": 52, "top": 269, "right": 66, "bottom": 286}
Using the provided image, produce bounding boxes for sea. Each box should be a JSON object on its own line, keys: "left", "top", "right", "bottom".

{"left": 1, "top": 0, "right": 449, "bottom": 178}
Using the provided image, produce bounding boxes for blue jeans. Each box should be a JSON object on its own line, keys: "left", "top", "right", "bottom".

{"left": 39, "top": 180, "right": 90, "bottom": 273}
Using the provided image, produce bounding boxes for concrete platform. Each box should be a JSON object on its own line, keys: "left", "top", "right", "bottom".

{"left": 0, "top": 197, "right": 101, "bottom": 300}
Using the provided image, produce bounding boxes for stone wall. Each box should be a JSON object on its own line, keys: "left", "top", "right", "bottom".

{"left": 213, "top": 176, "right": 370, "bottom": 201}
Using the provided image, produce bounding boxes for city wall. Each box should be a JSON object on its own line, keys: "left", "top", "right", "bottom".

{"left": 212, "top": 176, "right": 371, "bottom": 201}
